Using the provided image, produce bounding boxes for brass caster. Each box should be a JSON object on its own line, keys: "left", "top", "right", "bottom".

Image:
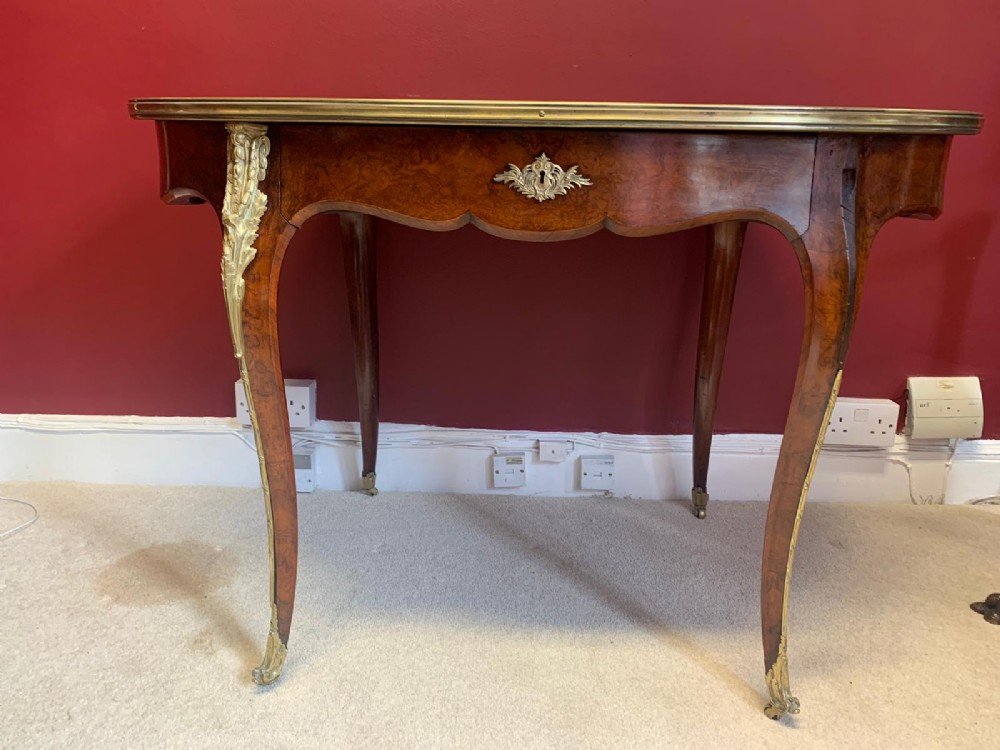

{"left": 764, "top": 654, "right": 800, "bottom": 720}
{"left": 362, "top": 472, "right": 379, "bottom": 497}
{"left": 691, "top": 487, "right": 709, "bottom": 519}
{"left": 764, "top": 695, "right": 800, "bottom": 720}
{"left": 252, "top": 628, "right": 288, "bottom": 686}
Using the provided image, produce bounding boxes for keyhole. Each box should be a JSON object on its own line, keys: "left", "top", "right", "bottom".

{"left": 538, "top": 169, "right": 547, "bottom": 185}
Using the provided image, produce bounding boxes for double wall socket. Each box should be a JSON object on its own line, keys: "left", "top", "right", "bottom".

{"left": 235, "top": 378, "right": 317, "bottom": 429}
{"left": 234, "top": 380, "right": 317, "bottom": 492}
{"left": 826, "top": 398, "right": 900, "bottom": 448}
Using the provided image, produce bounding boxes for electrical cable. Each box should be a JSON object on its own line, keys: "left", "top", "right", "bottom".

{"left": 968, "top": 496, "right": 1000, "bottom": 506}
{"left": 227, "top": 425, "right": 989, "bottom": 505}
{"left": 235, "top": 427, "right": 978, "bottom": 460}
{"left": 884, "top": 438, "right": 959, "bottom": 504}
{"left": 0, "top": 496, "right": 39, "bottom": 541}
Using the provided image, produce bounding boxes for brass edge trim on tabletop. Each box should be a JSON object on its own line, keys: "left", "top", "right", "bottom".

{"left": 764, "top": 369, "right": 843, "bottom": 719}
{"left": 219, "top": 122, "right": 287, "bottom": 683}
{"left": 128, "top": 98, "right": 983, "bottom": 134}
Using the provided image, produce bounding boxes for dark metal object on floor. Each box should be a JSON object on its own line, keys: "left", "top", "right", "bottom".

{"left": 970, "top": 593, "right": 1000, "bottom": 625}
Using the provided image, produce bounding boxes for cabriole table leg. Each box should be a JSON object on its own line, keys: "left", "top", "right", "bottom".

{"left": 340, "top": 212, "right": 381, "bottom": 496}
{"left": 760, "top": 139, "right": 863, "bottom": 719}
{"left": 692, "top": 221, "right": 746, "bottom": 519}
{"left": 221, "top": 122, "right": 301, "bottom": 685}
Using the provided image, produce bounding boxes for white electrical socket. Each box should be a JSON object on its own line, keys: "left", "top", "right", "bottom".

{"left": 580, "top": 454, "right": 615, "bottom": 490}
{"left": 294, "top": 447, "right": 316, "bottom": 493}
{"left": 826, "top": 397, "right": 899, "bottom": 448}
{"left": 492, "top": 453, "right": 527, "bottom": 488}
{"left": 235, "top": 378, "right": 317, "bottom": 429}
{"left": 906, "top": 376, "right": 984, "bottom": 439}
{"left": 538, "top": 440, "right": 568, "bottom": 462}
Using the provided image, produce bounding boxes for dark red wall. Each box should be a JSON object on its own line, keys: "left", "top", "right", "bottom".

{"left": 3, "top": 0, "right": 999, "bottom": 436}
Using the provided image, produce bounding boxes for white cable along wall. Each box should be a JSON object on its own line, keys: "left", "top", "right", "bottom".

{"left": 1, "top": 414, "right": 998, "bottom": 504}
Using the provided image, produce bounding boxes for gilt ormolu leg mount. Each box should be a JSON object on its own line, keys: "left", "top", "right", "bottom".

{"left": 340, "top": 213, "right": 380, "bottom": 496}
{"left": 220, "top": 122, "right": 300, "bottom": 685}
{"left": 692, "top": 221, "right": 747, "bottom": 519}
{"left": 760, "top": 138, "right": 864, "bottom": 719}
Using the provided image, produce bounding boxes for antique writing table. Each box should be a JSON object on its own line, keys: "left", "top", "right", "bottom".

{"left": 129, "top": 98, "right": 981, "bottom": 718}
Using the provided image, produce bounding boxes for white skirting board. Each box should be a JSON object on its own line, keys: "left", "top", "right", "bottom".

{"left": 0, "top": 414, "right": 997, "bottom": 505}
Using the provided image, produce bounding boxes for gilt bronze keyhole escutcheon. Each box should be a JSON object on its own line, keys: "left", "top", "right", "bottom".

{"left": 493, "top": 152, "right": 591, "bottom": 202}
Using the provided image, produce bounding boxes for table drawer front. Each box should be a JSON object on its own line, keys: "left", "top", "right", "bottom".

{"left": 279, "top": 125, "right": 816, "bottom": 238}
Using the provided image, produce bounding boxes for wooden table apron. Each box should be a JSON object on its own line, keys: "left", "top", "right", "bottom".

{"left": 139, "top": 110, "right": 971, "bottom": 718}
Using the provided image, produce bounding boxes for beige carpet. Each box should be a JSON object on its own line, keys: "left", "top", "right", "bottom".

{"left": 0, "top": 482, "right": 997, "bottom": 749}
